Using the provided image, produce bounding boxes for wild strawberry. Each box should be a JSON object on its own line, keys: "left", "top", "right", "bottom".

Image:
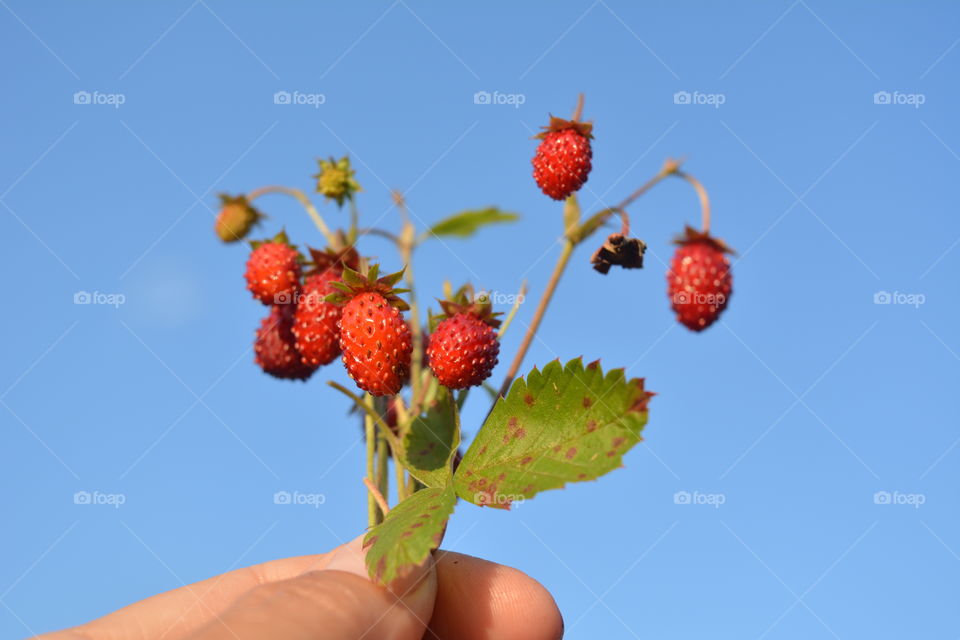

{"left": 330, "top": 266, "right": 412, "bottom": 397}
{"left": 314, "top": 155, "right": 361, "bottom": 207}
{"left": 215, "top": 194, "right": 263, "bottom": 243}
{"left": 532, "top": 115, "right": 593, "bottom": 200}
{"left": 254, "top": 305, "right": 317, "bottom": 380}
{"left": 292, "top": 246, "right": 359, "bottom": 367}
{"left": 427, "top": 289, "right": 500, "bottom": 390}
{"left": 245, "top": 231, "right": 301, "bottom": 305}
{"left": 667, "top": 226, "right": 734, "bottom": 332}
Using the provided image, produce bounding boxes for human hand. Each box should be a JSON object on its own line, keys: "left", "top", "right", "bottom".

{"left": 38, "top": 535, "right": 563, "bottom": 640}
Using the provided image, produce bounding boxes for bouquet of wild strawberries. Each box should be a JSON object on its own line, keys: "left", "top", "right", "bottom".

{"left": 214, "top": 96, "right": 733, "bottom": 587}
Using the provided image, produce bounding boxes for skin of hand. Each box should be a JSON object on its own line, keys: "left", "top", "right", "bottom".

{"left": 36, "top": 535, "right": 563, "bottom": 640}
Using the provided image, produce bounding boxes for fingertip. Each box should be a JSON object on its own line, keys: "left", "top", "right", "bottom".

{"left": 429, "top": 552, "right": 563, "bottom": 640}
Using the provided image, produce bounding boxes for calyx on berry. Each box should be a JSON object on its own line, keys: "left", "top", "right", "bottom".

{"left": 215, "top": 193, "right": 263, "bottom": 243}
{"left": 314, "top": 155, "right": 362, "bottom": 207}
{"left": 431, "top": 284, "right": 502, "bottom": 331}
{"left": 326, "top": 264, "right": 410, "bottom": 311}
{"left": 673, "top": 225, "right": 735, "bottom": 254}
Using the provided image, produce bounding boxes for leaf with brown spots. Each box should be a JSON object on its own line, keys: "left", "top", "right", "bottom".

{"left": 363, "top": 485, "right": 456, "bottom": 587}
{"left": 402, "top": 387, "right": 460, "bottom": 488}
{"left": 453, "top": 358, "right": 652, "bottom": 509}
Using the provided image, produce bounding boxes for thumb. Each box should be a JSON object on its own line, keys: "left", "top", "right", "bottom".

{"left": 186, "top": 535, "right": 437, "bottom": 640}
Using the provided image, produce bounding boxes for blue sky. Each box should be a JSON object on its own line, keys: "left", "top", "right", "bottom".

{"left": 1, "top": 1, "right": 958, "bottom": 638}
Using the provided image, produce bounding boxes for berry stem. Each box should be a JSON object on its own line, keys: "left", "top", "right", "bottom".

{"left": 348, "top": 198, "right": 360, "bottom": 245}
{"left": 247, "top": 185, "right": 336, "bottom": 246}
{"left": 363, "top": 477, "right": 390, "bottom": 515}
{"left": 497, "top": 281, "right": 528, "bottom": 339}
{"left": 395, "top": 195, "right": 425, "bottom": 406}
{"left": 497, "top": 238, "right": 574, "bottom": 397}
{"left": 364, "top": 397, "right": 379, "bottom": 526}
{"left": 673, "top": 170, "right": 711, "bottom": 234}
{"left": 571, "top": 93, "right": 585, "bottom": 121}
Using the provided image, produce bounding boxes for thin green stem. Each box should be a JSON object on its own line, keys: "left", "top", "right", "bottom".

{"left": 364, "top": 397, "right": 377, "bottom": 527}
{"left": 247, "top": 185, "right": 335, "bottom": 246}
{"left": 376, "top": 429, "right": 388, "bottom": 515}
{"left": 497, "top": 238, "right": 574, "bottom": 397}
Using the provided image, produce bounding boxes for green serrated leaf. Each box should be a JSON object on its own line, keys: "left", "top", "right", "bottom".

{"left": 363, "top": 485, "right": 456, "bottom": 587}
{"left": 453, "top": 358, "right": 652, "bottom": 509}
{"left": 424, "top": 208, "right": 519, "bottom": 240}
{"left": 403, "top": 387, "right": 460, "bottom": 488}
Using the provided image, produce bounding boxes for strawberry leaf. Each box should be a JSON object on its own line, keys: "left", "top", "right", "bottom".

{"left": 453, "top": 358, "right": 652, "bottom": 509}
{"left": 402, "top": 387, "right": 460, "bottom": 488}
{"left": 423, "top": 208, "right": 519, "bottom": 240}
{"left": 363, "top": 485, "right": 456, "bottom": 587}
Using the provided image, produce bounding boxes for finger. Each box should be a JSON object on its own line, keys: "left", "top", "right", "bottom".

{"left": 186, "top": 536, "right": 437, "bottom": 640}
{"left": 40, "top": 541, "right": 349, "bottom": 640}
{"left": 428, "top": 551, "right": 563, "bottom": 640}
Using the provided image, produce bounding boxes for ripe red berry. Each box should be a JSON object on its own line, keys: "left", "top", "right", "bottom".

{"left": 292, "top": 270, "right": 343, "bottom": 367}
{"left": 245, "top": 233, "right": 301, "bottom": 305}
{"left": 667, "top": 227, "right": 733, "bottom": 332}
{"left": 532, "top": 117, "right": 593, "bottom": 200}
{"left": 339, "top": 291, "right": 412, "bottom": 396}
{"left": 427, "top": 313, "right": 500, "bottom": 389}
{"left": 254, "top": 305, "right": 317, "bottom": 380}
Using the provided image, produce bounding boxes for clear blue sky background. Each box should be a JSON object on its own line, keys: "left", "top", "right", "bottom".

{"left": 2, "top": 1, "right": 958, "bottom": 638}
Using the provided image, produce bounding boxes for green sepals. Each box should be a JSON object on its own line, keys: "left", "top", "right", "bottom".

{"left": 363, "top": 485, "right": 456, "bottom": 587}
{"left": 422, "top": 207, "right": 519, "bottom": 241}
{"left": 453, "top": 358, "right": 652, "bottom": 509}
{"left": 322, "top": 264, "right": 410, "bottom": 311}
{"left": 314, "top": 155, "right": 361, "bottom": 207}
{"left": 249, "top": 228, "right": 294, "bottom": 251}
{"left": 215, "top": 194, "right": 264, "bottom": 243}
{"left": 432, "top": 283, "right": 502, "bottom": 328}
{"left": 402, "top": 385, "right": 460, "bottom": 488}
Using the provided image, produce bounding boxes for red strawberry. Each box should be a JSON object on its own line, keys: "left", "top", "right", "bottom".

{"left": 245, "top": 231, "right": 301, "bottom": 305}
{"left": 331, "top": 266, "right": 412, "bottom": 397}
{"left": 291, "top": 246, "right": 360, "bottom": 367}
{"left": 667, "top": 227, "right": 733, "bottom": 332}
{"left": 532, "top": 116, "right": 593, "bottom": 200}
{"left": 254, "top": 305, "right": 317, "bottom": 380}
{"left": 426, "top": 289, "right": 501, "bottom": 390}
